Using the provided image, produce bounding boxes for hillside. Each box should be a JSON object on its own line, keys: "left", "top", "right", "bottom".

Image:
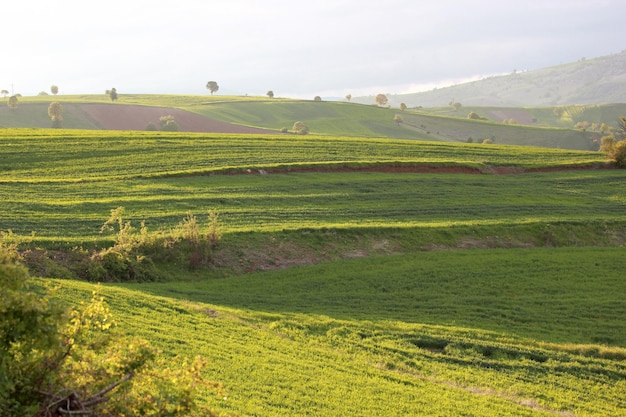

{"left": 2, "top": 127, "right": 626, "bottom": 416}
{"left": 1, "top": 94, "right": 610, "bottom": 150}
{"left": 362, "top": 50, "right": 626, "bottom": 107}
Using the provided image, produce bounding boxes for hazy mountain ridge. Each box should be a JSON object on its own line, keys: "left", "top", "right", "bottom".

{"left": 358, "top": 51, "right": 626, "bottom": 108}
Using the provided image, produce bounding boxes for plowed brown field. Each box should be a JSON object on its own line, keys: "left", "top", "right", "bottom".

{"left": 79, "top": 103, "right": 275, "bottom": 134}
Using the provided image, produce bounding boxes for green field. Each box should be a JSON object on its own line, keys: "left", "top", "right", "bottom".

{"left": 44, "top": 247, "right": 626, "bottom": 416}
{"left": 2, "top": 114, "right": 626, "bottom": 416}
{"left": 0, "top": 129, "right": 614, "bottom": 243}
{"left": 2, "top": 94, "right": 616, "bottom": 149}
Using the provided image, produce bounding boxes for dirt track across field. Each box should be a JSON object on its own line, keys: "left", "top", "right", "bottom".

{"left": 79, "top": 103, "right": 276, "bottom": 134}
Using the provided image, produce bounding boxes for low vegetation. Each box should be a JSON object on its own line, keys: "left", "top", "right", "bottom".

{"left": 0, "top": 242, "right": 226, "bottom": 416}
{"left": 6, "top": 94, "right": 623, "bottom": 150}
{"left": 2, "top": 95, "right": 626, "bottom": 415}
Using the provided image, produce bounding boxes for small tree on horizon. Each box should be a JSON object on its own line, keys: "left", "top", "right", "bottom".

{"left": 109, "top": 87, "right": 118, "bottom": 101}
{"left": 1, "top": 89, "right": 8, "bottom": 98}
{"left": 345, "top": 94, "right": 352, "bottom": 102}
{"left": 267, "top": 90, "right": 274, "bottom": 99}
{"left": 400, "top": 103, "right": 407, "bottom": 111}
{"left": 48, "top": 101, "right": 64, "bottom": 128}
{"left": 50, "top": 85, "right": 59, "bottom": 95}
{"left": 375, "top": 93, "right": 388, "bottom": 106}
{"left": 206, "top": 81, "right": 219, "bottom": 95}
{"left": 7, "top": 95, "right": 18, "bottom": 110}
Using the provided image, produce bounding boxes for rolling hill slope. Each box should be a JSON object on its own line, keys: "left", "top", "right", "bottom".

{"left": 0, "top": 94, "right": 618, "bottom": 150}
{"left": 366, "top": 50, "right": 626, "bottom": 107}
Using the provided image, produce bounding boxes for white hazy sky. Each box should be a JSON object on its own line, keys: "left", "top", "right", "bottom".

{"left": 3, "top": 0, "right": 625, "bottom": 98}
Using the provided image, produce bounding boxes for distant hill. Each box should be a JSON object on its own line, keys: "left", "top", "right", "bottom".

{"left": 2, "top": 94, "right": 615, "bottom": 150}
{"left": 356, "top": 51, "right": 626, "bottom": 107}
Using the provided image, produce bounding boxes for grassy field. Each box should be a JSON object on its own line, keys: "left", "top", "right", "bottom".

{"left": 41, "top": 248, "right": 626, "bottom": 417}
{"left": 2, "top": 94, "right": 612, "bottom": 148}
{"left": 0, "top": 129, "right": 616, "bottom": 243}
{"left": 3, "top": 122, "right": 626, "bottom": 415}
{"left": 418, "top": 103, "right": 626, "bottom": 130}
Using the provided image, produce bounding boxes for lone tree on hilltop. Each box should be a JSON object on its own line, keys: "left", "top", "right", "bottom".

{"left": 345, "top": 94, "right": 352, "bottom": 102}
{"left": 314, "top": 96, "right": 322, "bottom": 101}
{"left": 48, "top": 101, "right": 64, "bottom": 128}
{"left": 50, "top": 85, "right": 59, "bottom": 95}
{"left": 400, "top": 103, "right": 407, "bottom": 111}
{"left": 206, "top": 81, "right": 219, "bottom": 95}
{"left": 1, "top": 89, "right": 8, "bottom": 98}
{"left": 267, "top": 90, "right": 274, "bottom": 99}
{"left": 107, "top": 87, "right": 118, "bottom": 101}
{"left": 375, "top": 93, "right": 388, "bottom": 106}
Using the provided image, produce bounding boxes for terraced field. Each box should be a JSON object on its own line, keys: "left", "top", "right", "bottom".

{"left": 3, "top": 125, "right": 626, "bottom": 416}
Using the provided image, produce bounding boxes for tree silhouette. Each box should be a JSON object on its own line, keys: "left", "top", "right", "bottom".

{"left": 206, "top": 81, "right": 219, "bottom": 95}
{"left": 375, "top": 94, "right": 388, "bottom": 106}
{"left": 48, "top": 102, "right": 64, "bottom": 128}
{"left": 7, "top": 95, "right": 18, "bottom": 110}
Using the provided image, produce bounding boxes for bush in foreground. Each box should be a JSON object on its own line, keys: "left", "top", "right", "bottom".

{"left": 0, "top": 242, "right": 227, "bottom": 416}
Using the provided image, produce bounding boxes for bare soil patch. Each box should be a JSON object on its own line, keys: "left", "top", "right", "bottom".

{"left": 79, "top": 103, "right": 276, "bottom": 134}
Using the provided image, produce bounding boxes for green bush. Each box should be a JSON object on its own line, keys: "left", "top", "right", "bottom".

{"left": 85, "top": 207, "right": 223, "bottom": 281}
{"left": 0, "top": 245, "right": 226, "bottom": 416}
{"left": 612, "top": 140, "right": 626, "bottom": 167}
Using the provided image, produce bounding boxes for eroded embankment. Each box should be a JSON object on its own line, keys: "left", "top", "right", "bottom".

{"left": 215, "top": 162, "right": 615, "bottom": 177}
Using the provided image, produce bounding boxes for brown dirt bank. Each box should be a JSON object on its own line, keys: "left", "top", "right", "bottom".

{"left": 79, "top": 103, "right": 276, "bottom": 134}
{"left": 216, "top": 162, "right": 614, "bottom": 176}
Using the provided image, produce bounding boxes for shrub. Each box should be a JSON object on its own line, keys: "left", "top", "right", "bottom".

{"left": 292, "top": 121, "right": 309, "bottom": 135}
{"left": 88, "top": 207, "right": 223, "bottom": 280}
{"left": 159, "top": 115, "right": 179, "bottom": 131}
{"left": 612, "top": 140, "right": 626, "bottom": 167}
{"left": 0, "top": 248, "right": 225, "bottom": 416}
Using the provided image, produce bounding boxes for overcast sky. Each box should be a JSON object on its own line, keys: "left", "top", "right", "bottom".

{"left": 3, "top": 0, "right": 625, "bottom": 99}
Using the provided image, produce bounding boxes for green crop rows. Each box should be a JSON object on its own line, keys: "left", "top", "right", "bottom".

{"left": 0, "top": 129, "right": 617, "bottom": 243}
{"left": 4, "top": 127, "right": 626, "bottom": 416}
{"left": 45, "top": 253, "right": 626, "bottom": 417}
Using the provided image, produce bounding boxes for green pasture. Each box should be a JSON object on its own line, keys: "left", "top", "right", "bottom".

{"left": 0, "top": 129, "right": 618, "bottom": 243}
{"left": 399, "top": 111, "right": 595, "bottom": 149}
{"left": 41, "top": 246, "right": 626, "bottom": 417}
{"left": 3, "top": 169, "right": 626, "bottom": 243}
{"left": 3, "top": 94, "right": 613, "bottom": 148}
{"left": 0, "top": 129, "right": 606, "bottom": 182}
{"left": 4, "top": 126, "right": 626, "bottom": 416}
{"left": 135, "top": 246, "right": 626, "bottom": 346}
{"left": 420, "top": 103, "right": 626, "bottom": 130}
